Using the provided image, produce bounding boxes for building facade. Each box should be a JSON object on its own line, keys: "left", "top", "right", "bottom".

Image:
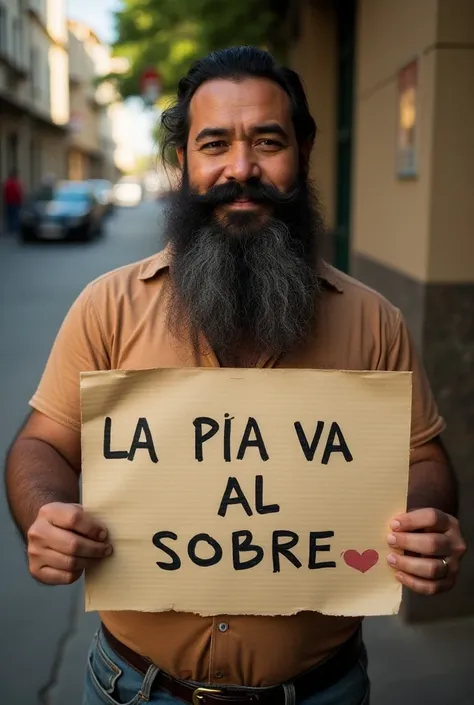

{"left": 0, "top": 0, "right": 69, "bottom": 206}
{"left": 1, "top": 3, "right": 122, "bottom": 231}
{"left": 288, "top": 0, "right": 474, "bottom": 621}
{"left": 67, "top": 19, "right": 125, "bottom": 184}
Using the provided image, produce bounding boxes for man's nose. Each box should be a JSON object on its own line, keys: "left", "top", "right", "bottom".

{"left": 224, "top": 144, "right": 261, "bottom": 182}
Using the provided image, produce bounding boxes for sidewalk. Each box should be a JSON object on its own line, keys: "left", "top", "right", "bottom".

{"left": 365, "top": 615, "right": 474, "bottom": 705}
{"left": 49, "top": 595, "right": 474, "bottom": 705}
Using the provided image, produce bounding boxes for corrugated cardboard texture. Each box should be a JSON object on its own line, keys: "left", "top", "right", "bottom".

{"left": 81, "top": 368, "right": 411, "bottom": 616}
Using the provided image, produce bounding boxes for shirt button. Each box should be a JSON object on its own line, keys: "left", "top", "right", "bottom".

{"left": 218, "top": 622, "right": 229, "bottom": 633}
{"left": 215, "top": 671, "right": 224, "bottom": 679}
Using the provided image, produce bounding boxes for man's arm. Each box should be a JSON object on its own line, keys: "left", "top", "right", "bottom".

{"left": 5, "top": 411, "right": 81, "bottom": 539}
{"left": 407, "top": 437, "right": 458, "bottom": 516}
{"left": 5, "top": 410, "right": 111, "bottom": 585}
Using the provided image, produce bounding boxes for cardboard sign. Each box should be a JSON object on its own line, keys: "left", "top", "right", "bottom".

{"left": 81, "top": 368, "right": 412, "bottom": 617}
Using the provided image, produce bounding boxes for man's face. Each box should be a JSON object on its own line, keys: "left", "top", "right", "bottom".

{"left": 178, "top": 77, "right": 300, "bottom": 224}
{"left": 167, "top": 76, "right": 322, "bottom": 365}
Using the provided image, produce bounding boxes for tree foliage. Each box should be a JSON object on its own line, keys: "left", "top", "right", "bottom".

{"left": 111, "top": 0, "right": 289, "bottom": 104}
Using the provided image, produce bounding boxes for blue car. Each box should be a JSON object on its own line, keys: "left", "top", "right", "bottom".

{"left": 20, "top": 181, "right": 105, "bottom": 243}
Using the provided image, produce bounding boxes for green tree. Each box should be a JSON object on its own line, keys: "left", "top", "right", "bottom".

{"left": 111, "top": 0, "right": 290, "bottom": 104}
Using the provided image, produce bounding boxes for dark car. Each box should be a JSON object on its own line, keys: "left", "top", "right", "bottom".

{"left": 20, "top": 181, "right": 105, "bottom": 243}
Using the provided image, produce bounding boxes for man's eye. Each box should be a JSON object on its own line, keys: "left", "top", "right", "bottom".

{"left": 258, "top": 139, "right": 283, "bottom": 150}
{"left": 202, "top": 141, "right": 226, "bottom": 150}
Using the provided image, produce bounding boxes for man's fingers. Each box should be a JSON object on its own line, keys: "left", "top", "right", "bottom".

{"left": 46, "top": 525, "right": 112, "bottom": 558}
{"left": 31, "top": 522, "right": 112, "bottom": 559}
{"left": 391, "top": 508, "right": 451, "bottom": 533}
{"left": 387, "top": 531, "right": 450, "bottom": 556}
{"left": 33, "top": 567, "right": 83, "bottom": 586}
{"left": 387, "top": 553, "right": 454, "bottom": 580}
{"left": 39, "top": 503, "right": 108, "bottom": 541}
{"left": 394, "top": 570, "right": 454, "bottom": 595}
{"left": 39, "top": 549, "right": 103, "bottom": 574}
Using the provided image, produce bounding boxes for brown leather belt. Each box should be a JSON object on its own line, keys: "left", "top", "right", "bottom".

{"left": 101, "top": 623, "right": 362, "bottom": 704}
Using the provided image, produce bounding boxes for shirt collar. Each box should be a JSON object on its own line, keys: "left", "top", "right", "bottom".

{"left": 137, "top": 246, "right": 173, "bottom": 280}
{"left": 138, "top": 245, "right": 344, "bottom": 293}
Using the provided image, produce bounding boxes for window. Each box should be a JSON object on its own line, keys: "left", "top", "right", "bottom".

{"left": 45, "top": 54, "right": 50, "bottom": 106}
{"left": 12, "top": 17, "right": 23, "bottom": 66}
{"left": 7, "top": 134, "right": 19, "bottom": 173}
{"left": 30, "top": 47, "right": 40, "bottom": 98}
{"left": 0, "top": 4, "right": 7, "bottom": 58}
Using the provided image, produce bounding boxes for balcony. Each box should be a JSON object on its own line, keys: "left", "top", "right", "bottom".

{"left": 27, "top": 0, "right": 47, "bottom": 26}
{"left": 0, "top": 49, "right": 29, "bottom": 82}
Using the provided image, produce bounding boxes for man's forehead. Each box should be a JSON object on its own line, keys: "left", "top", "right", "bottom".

{"left": 188, "top": 77, "right": 292, "bottom": 132}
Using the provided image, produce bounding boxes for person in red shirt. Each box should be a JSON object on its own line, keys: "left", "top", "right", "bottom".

{"left": 3, "top": 169, "right": 23, "bottom": 235}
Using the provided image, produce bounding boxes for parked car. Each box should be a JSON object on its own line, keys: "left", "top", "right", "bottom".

{"left": 88, "top": 178, "right": 114, "bottom": 213}
{"left": 20, "top": 181, "right": 105, "bottom": 243}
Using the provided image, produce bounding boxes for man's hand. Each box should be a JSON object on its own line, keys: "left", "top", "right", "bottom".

{"left": 27, "top": 502, "right": 112, "bottom": 585}
{"left": 386, "top": 508, "right": 466, "bottom": 595}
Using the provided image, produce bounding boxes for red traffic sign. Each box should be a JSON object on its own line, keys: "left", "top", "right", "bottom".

{"left": 140, "top": 67, "right": 162, "bottom": 105}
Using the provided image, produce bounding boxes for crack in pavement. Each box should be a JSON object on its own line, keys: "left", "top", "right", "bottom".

{"left": 38, "top": 586, "right": 82, "bottom": 705}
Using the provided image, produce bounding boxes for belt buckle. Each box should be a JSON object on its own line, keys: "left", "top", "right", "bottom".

{"left": 193, "top": 686, "right": 223, "bottom": 704}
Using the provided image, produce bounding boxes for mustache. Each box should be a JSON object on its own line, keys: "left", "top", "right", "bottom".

{"left": 187, "top": 179, "right": 300, "bottom": 208}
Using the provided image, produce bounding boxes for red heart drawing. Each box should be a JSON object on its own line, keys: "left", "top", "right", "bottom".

{"left": 343, "top": 549, "right": 379, "bottom": 574}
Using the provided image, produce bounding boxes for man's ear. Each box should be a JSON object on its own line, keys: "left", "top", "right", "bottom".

{"left": 176, "top": 147, "right": 185, "bottom": 169}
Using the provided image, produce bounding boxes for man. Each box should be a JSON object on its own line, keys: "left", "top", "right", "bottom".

{"left": 2, "top": 168, "right": 23, "bottom": 235}
{"left": 5, "top": 47, "right": 466, "bottom": 705}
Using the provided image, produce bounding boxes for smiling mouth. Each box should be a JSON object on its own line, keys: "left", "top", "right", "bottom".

{"left": 227, "top": 199, "right": 261, "bottom": 209}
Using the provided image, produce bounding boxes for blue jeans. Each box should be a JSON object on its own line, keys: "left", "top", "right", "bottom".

{"left": 83, "top": 627, "right": 370, "bottom": 705}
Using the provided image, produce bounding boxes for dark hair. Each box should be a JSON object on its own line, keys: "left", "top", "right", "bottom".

{"left": 160, "top": 46, "right": 316, "bottom": 167}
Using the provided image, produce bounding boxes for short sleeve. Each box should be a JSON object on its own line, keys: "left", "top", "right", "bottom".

{"left": 29, "top": 284, "right": 110, "bottom": 431}
{"left": 386, "top": 309, "right": 445, "bottom": 449}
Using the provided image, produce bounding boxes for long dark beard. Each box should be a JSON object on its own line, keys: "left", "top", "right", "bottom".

{"left": 164, "top": 174, "right": 324, "bottom": 365}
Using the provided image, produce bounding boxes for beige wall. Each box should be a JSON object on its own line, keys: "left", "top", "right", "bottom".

{"left": 39, "top": 129, "right": 67, "bottom": 179}
{"left": 352, "top": 51, "right": 436, "bottom": 281}
{"left": 437, "top": 0, "right": 474, "bottom": 44}
{"left": 352, "top": 0, "right": 439, "bottom": 281}
{"left": 67, "top": 23, "right": 119, "bottom": 178}
{"left": 69, "top": 82, "right": 100, "bottom": 154}
{"left": 356, "top": 0, "right": 438, "bottom": 96}
{"left": 68, "top": 28, "right": 99, "bottom": 155}
{"left": 289, "top": 0, "right": 337, "bottom": 227}
{"left": 352, "top": 0, "right": 474, "bottom": 283}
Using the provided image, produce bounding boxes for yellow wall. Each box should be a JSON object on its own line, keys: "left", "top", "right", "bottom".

{"left": 289, "top": 0, "right": 337, "bottom": 227}
{"left": 356, "top": 0, "right": 438, "bottom": 96}
{"left": 352, "top": 0, "right": 439, "bottom": 281}
{"left": 352, "top": 0, "right": 474, "bottom": 283}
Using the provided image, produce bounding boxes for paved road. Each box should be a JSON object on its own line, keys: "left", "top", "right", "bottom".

{"left": 0, "top": 201, "right": 165, "bottom": 704}
{"left": 1, "top": 201, "right": 473, "bottom": 705}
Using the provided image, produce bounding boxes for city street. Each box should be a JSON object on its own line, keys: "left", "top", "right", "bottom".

{"left": 1, "top": 201, "right": 473, "bottom": 705}
{"left": 0, "top": 201, "right": 165, "bottom": 704}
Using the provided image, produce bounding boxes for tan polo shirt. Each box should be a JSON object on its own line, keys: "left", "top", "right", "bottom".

{"left": 30, "top": 247, "right": 445, "bottom": 687}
